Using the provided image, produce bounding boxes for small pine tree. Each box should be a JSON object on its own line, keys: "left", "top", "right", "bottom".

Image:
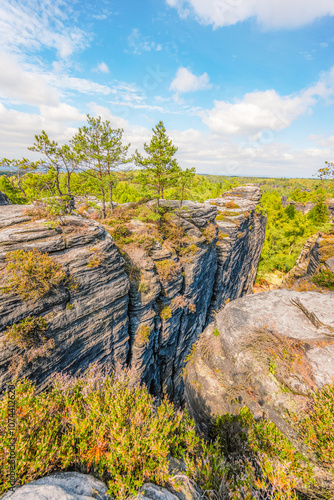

{"left": 135, "top": 121, "right": 181, "bottom": 205}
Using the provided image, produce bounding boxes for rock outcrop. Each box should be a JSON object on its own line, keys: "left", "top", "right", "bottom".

{"left": 1, "top": 472, "right": 110, "bottom": 500}
{"left": 285, "top": 229, "right": 334, "bottom": 283}
{"left": 184, "top": 289, "right": 334, "bottom": 488}
{"left": 0, "top": 192, "right": 10, "bottom": 205}
{"left": 0, "top": 186, "right": 266, "bottom": 401}
{"left": 1, "top": 472, "right": 202, "bottom": 500}
{"left": 0, "top": 209, "right": 130, "bottom": 393}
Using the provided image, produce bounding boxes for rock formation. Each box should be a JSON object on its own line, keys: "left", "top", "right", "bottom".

{"left": 285, "top": 229, "right": 334, "bottom": 283}
{"left": 184, "top": 288, "right": 334, "bottom": 489}
{"left": 0, "top": 192, "right": 10, "bottom": 206}
{"left": 0, "top": 186, "right": 266, "bottom": 401}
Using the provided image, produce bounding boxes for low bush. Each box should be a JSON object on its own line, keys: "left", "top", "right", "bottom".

{"left": 3, "top": 249, "right": 73, "bottom": 301}
{"left": 159, "top": 306, "right": 172, "bottom": 320}
{"left": 0, "top": 367, "right": 199, "bottom": 499}
{"left": 4, "top": 316, "right": 48, "bottom": 349}
{"left": 136, "top": 324, "right": 151, "bottom": 346}
{"left": 202, "top": 223, "right": 217, "bottom": 244}
{"left": 155, "top": 260, "right": 180, "bottom": 281}
{"left": 311, "top": 269, "right": 334, "bottom": 290}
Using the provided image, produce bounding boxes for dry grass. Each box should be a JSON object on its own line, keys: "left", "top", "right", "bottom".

{"left": 242, "top": 327, "right": 317, "bottom": 390}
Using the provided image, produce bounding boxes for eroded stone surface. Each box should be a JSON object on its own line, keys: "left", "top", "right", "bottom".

{"left": 0, "top": 187, "right": 266, "bottom": 400}
{"left": 184, "top": 289, "right": 334, "bottom": 486}
{"left": 0, "top": 472, "right": 109, "bottom": 500}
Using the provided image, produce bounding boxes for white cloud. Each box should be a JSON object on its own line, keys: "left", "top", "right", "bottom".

{"left": 0, "top": 54, "right": 58, "bottom": 107}
{"left": 95, "top": 62, "right": 110, "bottom": 74}
{"left": 0, "top": 0, "right": 89, "bottom": 59}
{"left": 39, "top": 103, "right": 85, "bottom": 122}
{"left": 166, "top": 0, "right": 334, "bottom": 29}
{"left": 170, "top": 67, "right": 212, "bottom": 93}
{"left": 200, "top": 66, "right": 334, "bottom": 137}
{"left": 200, "top": 89, "right": 315, "bottom": 136}
{"left": 127, "top": 29, "right": 162, "bottom": 55}
{"left": 0, "top": 103, "right": 81, "bottom": 157}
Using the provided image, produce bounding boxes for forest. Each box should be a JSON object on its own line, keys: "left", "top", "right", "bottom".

{"left": 1, "top": 116, "right": 333, "bottom": 284}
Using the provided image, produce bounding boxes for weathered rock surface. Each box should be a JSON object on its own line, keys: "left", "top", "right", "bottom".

{"left": 1, "top": 472, "right": 110, "bottom": 499}
{"left": 1, "top": 473, "right": 202, "bottom": 500}
{"left": 0, "top": 186, "right": 266, "bottom": 400}
{"left": 0, "top": 207, "right": 130, "bottom": 393}
{"left": 0, "top": 192, "right": 10, "bottom": 206}
{"left": 184, "top": 289, "right": 334, "bottom": 487}
{"left": 285, "top": 229, "right": 334, "bottom": 283}
{"left": 123, "top": 186, "right": 266, "bottom": 401}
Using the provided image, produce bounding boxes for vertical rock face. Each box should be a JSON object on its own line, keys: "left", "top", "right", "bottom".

{"left": 0, "top": 208, "right": 130, "bottom": 393}
{"left": 0, "top": 186, "right": 266, "bottom": 400}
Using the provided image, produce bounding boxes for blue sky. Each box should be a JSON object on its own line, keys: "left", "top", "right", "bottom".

{"left": 1, "top": 0, "right": 334, "bottom": 178}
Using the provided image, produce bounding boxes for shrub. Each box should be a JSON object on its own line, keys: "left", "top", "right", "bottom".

{"left": 110, "top": 225, "right": 132, "bottom": 241}
{"left": 4, "top": 316, "right": 48, "bottom": 349}
{"left": 136, "top": 324, "right": 151, "bottom": 346}
{"left": 3, "top": 249, "right": 71, "bottom": 301}
{"left": 296, "top": 379, "right": 334, "bottom": 468}
{"left": 138, "top": 281, "right": 149, "bottom": 293}
{"left": 202, "top": 223, "right": 217, "bottom": 243}
{"left": 160, "top": 306, "right": 172, "bottom": 321}
{"left": 155, "top": 259, "right": 180, "bottom": 281}
{"left": 87, "top": 247, "right": 107, "bottom": 268}
{"left": 311, "top": 269, "right": 334, "bottom": 290}
{"left": 225, "top": 201, "right": 240, "bottom": 209}
{"left": 0, "top": 367, "right": 199, "bottom": 499}
{"left": 212, "top": 328, "right": 220, "bottom": 337}
{"left": 188, "top": 302, "right": 196, "bottom": 313}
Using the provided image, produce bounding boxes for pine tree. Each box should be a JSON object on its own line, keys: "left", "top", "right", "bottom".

{"left": 74, "top": 115, "right": 130, "bottom": 218}
{"left": 135, "top": 121, "right": 180, "bottom": 205}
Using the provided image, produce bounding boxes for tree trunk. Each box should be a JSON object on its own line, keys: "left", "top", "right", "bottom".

{"left": 101, "top": 186, "right": 106, "bottom": 219}
{"left": 67, "top": 171, "right": 71, "bottom": 195}
{"left": 55, "top": 168, "right": 63, "bottom": 196}
{"left": 109, "top": 181, "right": 113, "bottom": 212}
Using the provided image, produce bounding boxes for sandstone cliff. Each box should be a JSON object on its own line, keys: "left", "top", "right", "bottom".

{"left": 184, "top": 289, "right": 334, "bottom": 490}
{"left": 0, "top": 186, "right": 266, "bottom": 400}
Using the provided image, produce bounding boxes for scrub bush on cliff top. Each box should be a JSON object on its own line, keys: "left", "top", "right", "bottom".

{"left": 3, "top": 249, "right": 74, "bottom": 301}
{"left": 0, "top": 366, "right": 199, "bottom": 499}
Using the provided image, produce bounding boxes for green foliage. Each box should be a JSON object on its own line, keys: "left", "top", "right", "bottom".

{"left": 0, "top": 367, "right": 198, "bottom": 498}
{"left": 4, "top": 316, "right": 48, "bottom": 349}
{"left": 75, "top": 115, "right": 131, "bottom": 217}
{"left": 202, "top": 223, "right": 217, "bottom": 244}
{"left": 136, "top": 324, "right": 151, "bottom": 346}
{"left": 208, "top": 407, "right": 314, "bottom": 500}
{"left": 285, "top": 204, "right": 296, "bottom": 219}
{"left": 311, "top": 269, "right": 334, "bottom": 290}
{"left": 258, "top": 190, "right": 332, "bottom": 275}
{"left": 307, "top": 202, "right": 329, "bottom": 225}
{"left": 296, "top": 380, "right": 334, "bottom": 469}
{"left": 0, "top": 175, "right": 27, "bottom": 204}
{"left": 134, "top": 121, "right": 181, "bottom": 202}
{"left": 212, "top": 328, "right": 220, "bottom": 337}
{"left": 159, "top": 306, "right": 172, "bottom": 320}
{"left": 3, "top": 249, "right": 71, "bottom": 301}
{"left": 155, "top": 259, "right": 180, "bottom": 281}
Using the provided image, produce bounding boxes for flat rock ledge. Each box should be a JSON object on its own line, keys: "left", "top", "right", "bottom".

{"left": 184, "top": 289, "right": 334, "bottom": 489}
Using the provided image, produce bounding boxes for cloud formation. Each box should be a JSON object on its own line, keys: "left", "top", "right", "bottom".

{"left": 170, "top": 67, "right": 211, "bottom": 93}
{"left": 200, "top": 66, "right": 334, "bottom": 136}
{"left": 166, "top": 0, "right": 334, "bottom": 29}
{"left": 0, "top": 0, "right": 89, "bottom": 59}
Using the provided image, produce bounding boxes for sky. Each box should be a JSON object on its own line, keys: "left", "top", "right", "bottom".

{"left": 0, "top": 0, "right": 334, "bottom": 178}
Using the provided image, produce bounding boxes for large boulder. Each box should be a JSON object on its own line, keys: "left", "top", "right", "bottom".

{"left": 184, "top": 289, "right": 334, "bottom": 488}
{"left": 0, "top": 472, "right": 109, "bottom": 499}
